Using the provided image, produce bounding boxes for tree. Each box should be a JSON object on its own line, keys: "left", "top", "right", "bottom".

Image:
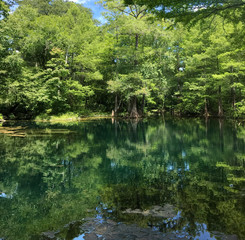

{"left": 160, "top": 14, "right": 245, "bottom": 117}
{"left": 0, "top": 0, "right": 15, "bottom": 18}
{"left": 124, "top": 0, "right": 245, "bottom": 24}
{"left": 16, "top": 0, "right": 84, "bottom": 16}
{"left": 0, "top": 1, "right": 107, "bottom": 119}
{"left": 100, "top": 0, "right": 149, "bottom": 118}
{"left": 100, "top": 0, "right": 172, "bottom": 117}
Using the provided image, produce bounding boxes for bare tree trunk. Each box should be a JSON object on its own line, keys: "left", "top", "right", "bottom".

{"left": 218, "top": 85, "right": 223, "bottom": 117}
{"left": 128, "top": 100, "right": 132, "bottom": 115}
{"left": 134, "top": 33, "right": 139, "bottom": 66}
{"left": 230, "top": 67, "right": 236, "bottom": 113}
{"left": 204, "top": 97, "right": 209, "bottom": 117}
{"left": 130, "top": 96, "right": 139, "bottom": 118}
{"left": 128, "top": 33, "right": 140, "bottom": 118}
{"left": 115, "top": 94, "right": 118, "bottom": 115}
{"left": 135, "top": 33, "right": 139, "bottom": 50}
{"left": 141, "top": 94, "right": 145, "bottom": 117}
{"left": 112, "top": 94, "right": 118, "bottom": 117}
{"left": 112, "top": 95, "right": 121, "bottom": 117}
{"left": 232, "top": 87, "right": 236, "bottom": 111}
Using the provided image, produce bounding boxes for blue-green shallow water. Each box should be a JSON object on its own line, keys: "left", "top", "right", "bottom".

{"left": 0, "top": 118, "right": 244, "bottom": 240}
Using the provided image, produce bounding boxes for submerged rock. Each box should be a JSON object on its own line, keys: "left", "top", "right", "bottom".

{"left": 38, "top": 213, "right": 239, "bottom": 240}
{"left": 41, "top": 231, "right": 57, "bottom": 239}
{"left": 123, "top": 204, "right": 176, "bottom": 218}
{"left": 79, "top": 218, "right": 187, "bottom": 240}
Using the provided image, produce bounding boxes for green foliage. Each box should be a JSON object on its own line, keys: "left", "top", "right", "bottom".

{"left": 0, "top": 0, "right": 13, "bottom": 18}
{"left": 1, "top": 0, "right": 245, "bottom": 118}
{"left": 0, "top": 0, "right": 109, "bottom": 119}
{"left": 124, "top": 0, "right": 245, "bottom": 24}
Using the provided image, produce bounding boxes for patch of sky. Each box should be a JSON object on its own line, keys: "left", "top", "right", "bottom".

{"left": 73, "top": 233, "right": 85, "bottom": 240}
{"left": 0, "top": 192, "right": 13, "bottom": 199}
{"left": 173, "top": 223, "right": 218, "bottom": 240}
{"left": 167, "top": 164, "right": 174, "bottom": 171}
{"left": 111, "top": 162, "right": 116, "bottom": 168}
{"left": 184, "top": 162, "right": 190, "bottom": 171}
{"left": 68, "top": 0, "right": 107, "bottom": 24}
{"left": 194, "top": 223, "right": 217, "bottom": 240}
{"left": 182, "top": 150, "right": 186, "bottom": 158}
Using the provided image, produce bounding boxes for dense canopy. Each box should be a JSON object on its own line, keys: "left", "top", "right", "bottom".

{"left": 124, "top": 0, "right": 245, "bottom": 23}
{"left": 0, "top": 0, "right": 245, "bottom": 119}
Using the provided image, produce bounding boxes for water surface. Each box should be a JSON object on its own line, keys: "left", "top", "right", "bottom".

{"left": 0, "top": 118, "right": 244, "bottom": 239}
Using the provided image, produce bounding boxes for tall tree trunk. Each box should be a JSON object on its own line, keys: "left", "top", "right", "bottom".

{"left": 128, "top": 100, "right": 132, "bottom": 115}
{"left": 204, "top": 97, "right": 209, "bottom": 117}
{"left": 218, "top": 85, "right": 223, "bottom": 117}
{"left": 134, "top": 33, "right": 139, "bottom": 66}
{"left": 130, "top": 96, "right": 139, "bottom": 118}
{"left": 112, "top": 94, "right": 120, "bottom": 117}
{"left": 135, "top": 33, "right": 139, "bottom": 50}
{"left": 232, "top": 86, "right": 236, "bottom": 112}
{"left": 129, "top": 33, "right": 140, "bottom": 118}
{"left": 230, "top": 67, "right": 236, "bottom": 113}
{"left": 141, "top": 94, "right": 145, "bottom": 117}
{"left": 115, "top": 94, "right": 118, "bottom": 115}
{"left": 112, "top": 26, "right": 120, "bottom": 118}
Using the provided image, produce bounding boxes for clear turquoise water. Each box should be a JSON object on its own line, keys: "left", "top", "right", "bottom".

{"left": 0, "top": 118, "right": 244, "bottom": 239}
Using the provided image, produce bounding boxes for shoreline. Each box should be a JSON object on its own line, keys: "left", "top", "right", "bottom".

{"left": 1, "top": 112, "right": 245, "bottom": 124}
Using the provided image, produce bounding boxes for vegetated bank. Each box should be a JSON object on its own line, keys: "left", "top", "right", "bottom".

{"left": 1, "top": 0, "right": 245, "bottom": 120}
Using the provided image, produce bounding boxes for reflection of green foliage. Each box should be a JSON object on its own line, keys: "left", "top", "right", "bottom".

{"left": 102, "top": 118, "right": 245, "bottom": 239}
{"left": 217, "top": 162, "right": 242, "bottom": 170}
{"left": 0, "top": 119, "right": 245, "bottom": 239}
{"left": 0, "top": 121, "right": 106, "bottom": 239}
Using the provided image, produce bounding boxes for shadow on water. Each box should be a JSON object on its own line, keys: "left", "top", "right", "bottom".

{"left": 0, "top": 118, "right": 244, "bottom": 239}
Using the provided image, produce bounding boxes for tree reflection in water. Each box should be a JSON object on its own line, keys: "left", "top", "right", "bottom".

{"left": 0, "top": 118, "right": 244, "bottom": 239}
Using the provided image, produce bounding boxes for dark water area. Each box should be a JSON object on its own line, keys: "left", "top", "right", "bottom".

{"left": 0, "top": 118, "right": 244, "bottom": 240}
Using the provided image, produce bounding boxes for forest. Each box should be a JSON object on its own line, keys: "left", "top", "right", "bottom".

{"left": 0, "top": 0, "right": 245, "bottom": 120}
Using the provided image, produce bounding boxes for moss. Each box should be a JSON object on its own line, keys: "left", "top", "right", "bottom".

{"left": 0, "top": 113, "right": 5, "bottom": 121}
{"left": 35, "top": 112, "right": 110, "bottom": 122}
